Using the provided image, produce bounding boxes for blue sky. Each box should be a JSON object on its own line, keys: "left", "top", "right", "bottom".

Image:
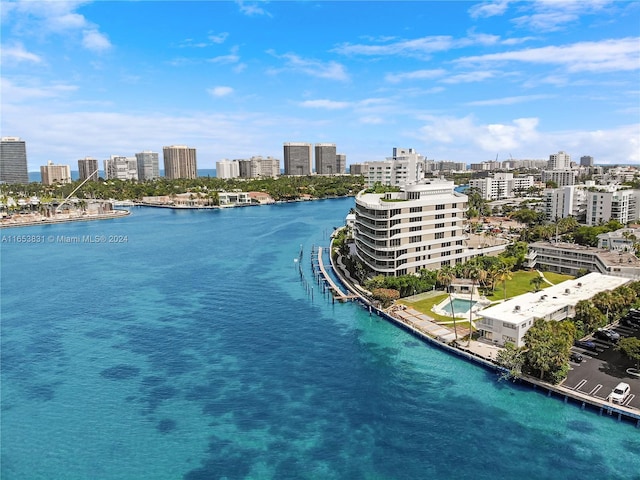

{"left": 1, "top": 0, "right": 639, "bottom": 170}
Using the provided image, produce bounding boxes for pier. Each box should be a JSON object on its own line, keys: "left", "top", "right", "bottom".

{"left": 312, "top": 246, "right": 358, "bottom": 302}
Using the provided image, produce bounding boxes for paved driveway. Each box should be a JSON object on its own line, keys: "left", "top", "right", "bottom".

{"left": 563, "top": 322, "right": 640, "bottom": 409}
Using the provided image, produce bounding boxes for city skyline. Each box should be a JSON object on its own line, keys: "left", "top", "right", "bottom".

{"left": 1, "top": 1, "right": 639, "bottom": 171}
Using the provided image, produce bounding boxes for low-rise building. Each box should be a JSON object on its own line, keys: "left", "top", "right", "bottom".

{"left": 476, "top": 273, "right": 630, "bottom": 347}
{"left": 597, "top": 227, "right": 640, "bottom": 252}
{"left": 469, "top": 172, "right": 534, "bottom": 200}
{"left": 526, "top": 241, "right": 640, "bottom": 279}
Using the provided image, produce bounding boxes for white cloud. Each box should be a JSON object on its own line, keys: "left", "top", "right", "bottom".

{"left": 267, "top": 51, "right": 349, "bottom": 81}
{"left": 299, "top": 99, "right": 351, "bottom": 110}
{"left": 385, "top": 69, "right": 446, "bottom": 83}
{"left": 0, "top": 42, "right": 42, "bottom": 63}
{"left": 442, "top": 70, "right": 496, "bottom": 84}
{"left": 1, "top": 77, "right": 78, "bottom": 102}
{"left": 414, "top": 114, "right": 639, "bottom": 163}
{"left": 236, "top": 1, "right": 272, "bottom": 17}
{"left": 208, "top": 32, "right": 229, "bottom": 44}
{"left": 82, "top": 29, "right": 111, "bottom": 52}
{"left": 456, "top": 38, "right": 640, "bottom": 73}
{"left": 469, "top": 0, "right": 512, "bottom": 19}
{"left": 207, "top": 86, "right": 234, "bottom": 97}
{"left": 466, "top": 94, "right": 554, "bottom": 106}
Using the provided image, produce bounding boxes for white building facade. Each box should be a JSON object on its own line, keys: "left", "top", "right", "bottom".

{"left": 469, "top": 173, "right": 534, "bottom": 200}
{"left": 353, "top": 180, "right": 469, "bottom": 275}
{"left": 104, "top": 156, "right": 138, "bottom": 181}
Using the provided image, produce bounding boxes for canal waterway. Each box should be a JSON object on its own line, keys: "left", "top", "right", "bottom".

{"left": 1, "top": 198, "right": 639, "bottom": 480}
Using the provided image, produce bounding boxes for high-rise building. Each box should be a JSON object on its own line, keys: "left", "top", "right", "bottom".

{"left": 469, "top": 172, "right": 534, "bottom": 200}
{"left": 580, "top": 155, "right": 594, "bottom": 167}
{"left": 548, "top": 151, "right": 571, "bottom": 170}
{"left": 216, "top": 159, "right": 240, "bottom": 179}
{"left": 541, "top": 169, "right": 577, "bottom": 187}
{"left": 362, "top": 147, "right": 426, "bottom": 187}
{"left": 135, "top": 151, "right": 160, "bottom": 181}
{"left": 586, "top": 188, "right": 640, "bottom": 226}
{"left": 78, "top": 157, "right": 99, "bottom": 181}
{"left": 353, "top": 179, "right": 470, "bottom": 275}
{"left": 236, "top": 156, "right": 280, "bottom": 178}
{"left": 336, "top": 154, "right": 346, "bottom": 174}
{"left": 104, "top": 156, "right": 138, "bottom": 180}
{"left": 283, "top": 142, "right": 312, "bottom": 175}
{"left": 40, "top": 161, "right": 71, "bottom": 185}
{"left": 0, "top": 136, "right": 29, "bottom": 184}
{"left": 163, "top": 145, "right": 197, "bottom": 179}
{"left": 350, "top": 163, "right": 366, "bottom": 175}
{"left": 315, "top": 143, "right": 337, "bottom": 174}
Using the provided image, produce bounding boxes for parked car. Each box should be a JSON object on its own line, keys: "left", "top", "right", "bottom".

{"left": 593, "top": 328, "right": 620, "bottom": 343}
{"left": 570, "top": 352, "right": 583, "bottom": 363}
{"left": 626, "top": 309, "right": 640, "bottom": 320}
{"left": 608, "top": 382, "right": 631, "bottom": 404}
{"left": 574, "top": 340, "right": 598, "bottom": 351}
{"left": 620, "top": 316, "right": 640, "bottom": 328}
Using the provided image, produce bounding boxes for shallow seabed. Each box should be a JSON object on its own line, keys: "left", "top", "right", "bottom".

{"left": 2, "top": 198, "right": 639, "bottom": 480}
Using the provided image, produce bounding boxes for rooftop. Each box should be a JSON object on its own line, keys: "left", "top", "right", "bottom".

{"left": 478, "top": 272, "right": 630, "bottom": 325}
{"left": 531, "top": 241, "right": 640, "bottom": 267}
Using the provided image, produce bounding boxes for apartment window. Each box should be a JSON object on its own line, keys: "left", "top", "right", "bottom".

{"left": 410, "top": 206, "right": 423, "bottom": 213}
{"left": 391, "top": 229, "right": 401, "bottom": 236}
{"left": 456, "top": 249, "right": 463, "bottom": 254}
{"left": 390, "top": 219, "right": 401, "bottom": 227}
{"left": 390, "top": 238, "right": 401, "bottom": 247}
{"left": 435, "top": 213, "right": 445, "bottom": 220}
{"left": 435, "top": 223, "right": 445, "bottom": 229}
{"left": 456, "top": 240, "right": 463, "bottom": 245}
{"left": 441, "top": 260, "right": 451, "bottom": 266}
{"left": 442, "top": 251, "right": 451, "bottom": 256}
{"left": 441, "top": 242, "right": 451, "bottom": 247}
{"left": 452, "top": 203, "right": 457, "bottom": 208}
{"left": 410, "top": 235, "right": 421, "bottom": 243}
{"left": 391, "top": 209, "right": 402, "bottom": 216}
{"left": 410, "top": 226, "right": 421, "bottom": 232}
{"left": 436, "top": 204, "right": 445, "bottom": 210}
{"left": 410, "top": 217, "right": 421, "bottom": 223}
{"left": 435, "top": 232, "right": 445, "bottom": 239}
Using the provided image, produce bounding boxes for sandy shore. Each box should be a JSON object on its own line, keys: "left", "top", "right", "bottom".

{"left": 0, "top": 209, "right": 130, "bottom": 229}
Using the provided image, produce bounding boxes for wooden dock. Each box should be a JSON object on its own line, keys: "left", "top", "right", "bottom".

{"left": 315, "top": 247, "right": 358, "bottom": 301}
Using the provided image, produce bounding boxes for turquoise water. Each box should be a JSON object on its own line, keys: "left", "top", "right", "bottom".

{"left": 443, "top": 298, "right": 477, "bottom": 315}
{"left": 1, "top": 199, "right": 639, "bottom": 480}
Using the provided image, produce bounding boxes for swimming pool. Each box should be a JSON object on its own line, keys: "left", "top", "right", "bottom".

{"left": 442, "top": 298, "right": 477, "bottom": 315}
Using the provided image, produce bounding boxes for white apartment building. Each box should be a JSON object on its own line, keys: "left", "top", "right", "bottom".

{"left": 469, "top": 172, "right": 534, "bottom": 200}
{"left": 238, "top": 156, "right": 280, "bottom": 178}
{"left": 353, "top": 180, "right": 469, "bottom": 275}
{"left": 216, "top": 159, "right": 240, "bottom": 179}
{"left": 597, "top": 227, "right": 640, "bottom": 251}
{"left": 104, "top": 156, "right": 138, "bottom": 181}
{"left": 541, "top": 169, "right": 577, "bottom": 187}
{"left": 586, "top": 188, "right": 640, "bottom": 226}
{"left": 542, "top": 185, "right": 587, "bottom": 221}
{"left": 363, "top": 148, "right": 426, "bottom": 187}
{"left": 548, "top": 151, "right": 571, "bottom": 170}
{"left": 476, "top": 273, "right": 630, "bottom": 347}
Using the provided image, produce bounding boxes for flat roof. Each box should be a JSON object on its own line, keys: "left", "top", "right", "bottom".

{"left": 478, "top": 272, "right": 630, "bottom": 325}
{"left": 531, "top": 241, "right": 640, "bottom": 267}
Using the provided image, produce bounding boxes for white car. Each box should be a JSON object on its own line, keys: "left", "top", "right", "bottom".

{"left": 609, "top": 382, "right": 631, "bottom": 404}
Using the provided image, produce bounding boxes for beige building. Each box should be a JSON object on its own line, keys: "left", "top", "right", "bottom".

{"left": 40, "top": 161, "right": 71, "bottom": 185}
{"left": 163, "top": 145, "right": 197, "bottom": 179}
{"left": 78, "top": 157, "right": 99, "bottom": 181}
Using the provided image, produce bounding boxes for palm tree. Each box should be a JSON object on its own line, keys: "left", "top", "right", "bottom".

{"left": 495, "top": 263, "right": 513, "bottom": 301}
{"left": 530, "top": 276, "right": 544, "bottom": 293}
{"left": 437, "top": 265, "right": 458, "bottom": 342}
{"left": 463, "top": 261, "right": 487, "bottom": 347}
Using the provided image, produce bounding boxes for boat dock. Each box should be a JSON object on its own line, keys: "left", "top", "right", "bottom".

{"left": 312, "top": 246, "right": 358, "bottom": 302}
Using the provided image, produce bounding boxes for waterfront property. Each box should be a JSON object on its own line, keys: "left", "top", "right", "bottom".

{"left": 353, "top": 180, "right": 506, "bottom": 276}
{"left": 526, "top": 241, "right": 640, "bottom": 279}
{"left": 476, "top": 272, "right": 630, "bottom": 347}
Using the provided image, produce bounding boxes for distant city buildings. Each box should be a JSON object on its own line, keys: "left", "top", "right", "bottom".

{"left": 40, "top": 161, "right": 71, "bottom": 185}
{"left": 163, "top": 145, "right": 197, "bottom": 179}
{"left": 542, "top": 185, "right": 588, "bottom": 222}
{"left": 548, "top": 151, "right": 571, "bottom": 170}
{"left": 216, "top": 156, "right": 281, "bottom": 179}
{"left": 283, "top": 142, "right": 313, "bottom": 176}
{"left": 314, "top": 143, "right": 346, "bottom": 175}
{"left": 580, "top": 155, "right": 594, "bottom": 167}
{"left": 135, "top": 151, "right": 160, "bottom": 181}
{"left": 104, "top": 155, "right": 138, "bottom": 181}
{"left": 0, "top": 137, "right": 29, "bottom": 184}
{"left": 541, "top": 169, "right": 577, "bottom": 187}
{"left": 362, "top": 147, "right": 426, "bottom": 187}
{"left": 78, "top": 157, "right": 99, "bottom": 181}
{"left": 468, "top": 172, "right": 534, "bottom": 200}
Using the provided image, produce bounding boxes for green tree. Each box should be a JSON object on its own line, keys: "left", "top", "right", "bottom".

{"left": 496, "top": 342, "right": 525, "bottom": 381}
{"left": 530, "top": 276, "right": 544, "bottom": 292}
{"left": 462, "top": 261, "right": 487, "bottom": 346}
{"left": 371, "top": 288, "right": 400, "bottom": 308}
{"left": 524, "top": 319, "right": 575, "bottom": 382}
{"left": 437, "top": 265, "right": 458, "bottom": 342}
{"left": 617, "top": 337, "right": 640, "bottom": 371}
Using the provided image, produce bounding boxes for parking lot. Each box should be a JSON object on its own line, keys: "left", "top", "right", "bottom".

{"left": 563, "top": 321, "right": 640, "bottom": 410}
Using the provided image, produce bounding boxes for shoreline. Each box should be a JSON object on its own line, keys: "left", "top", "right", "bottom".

{"left": 324, "top": 235, "right": 640, "bottom": 427}
{"left": 0, "top": 209, "right": 130, "bottom": 229}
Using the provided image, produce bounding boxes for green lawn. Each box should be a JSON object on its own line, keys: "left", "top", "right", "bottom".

{"left": 487, "top": 270, "right": 575, "bottom": 301}
{"left": 400, "top": 269, "right": 577, "bottom": 319}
